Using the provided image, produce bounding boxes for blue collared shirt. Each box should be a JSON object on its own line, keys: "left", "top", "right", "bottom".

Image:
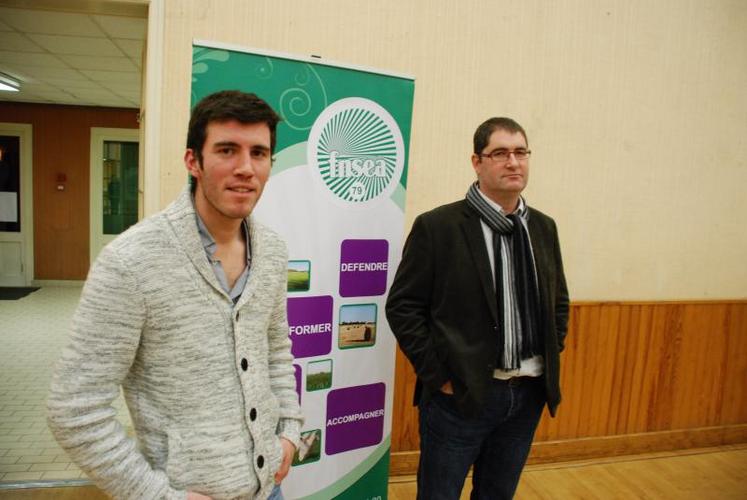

{"left": 195, "top": 213, "right": 251, "bottom": 305}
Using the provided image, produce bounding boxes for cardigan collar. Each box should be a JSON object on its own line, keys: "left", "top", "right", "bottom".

{"left": 164, "top": 186, "right": 270, "bottom": 308}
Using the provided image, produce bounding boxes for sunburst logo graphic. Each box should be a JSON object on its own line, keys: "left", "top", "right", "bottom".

{"left": 307, "top": 98, "right": 404, "bottom": 207}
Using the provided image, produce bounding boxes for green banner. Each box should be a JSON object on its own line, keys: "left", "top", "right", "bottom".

{"left": 192, "top": 45, "right": 414, "bottom": 189}
{"left": 191, "top": 42, "right": 414, "bottom": 499}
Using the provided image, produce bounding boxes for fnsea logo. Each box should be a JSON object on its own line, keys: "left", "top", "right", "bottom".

{"left": 307, "top": 97, "right": 404, "bottom": 207}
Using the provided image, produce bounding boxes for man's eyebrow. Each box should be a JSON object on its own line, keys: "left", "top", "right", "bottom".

{"left": 212, "top": 140, "right": 239, "bottom": 149}
{"left": 210, "top": 141, "right": 271, "bottom": 151}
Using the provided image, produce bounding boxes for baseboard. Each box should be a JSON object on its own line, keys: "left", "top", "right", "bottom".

{"left": 389, "top": 423, "right": 747, "bottom": 476}
{"left": 31, "top": 280, "right": 84, "bottom": 287}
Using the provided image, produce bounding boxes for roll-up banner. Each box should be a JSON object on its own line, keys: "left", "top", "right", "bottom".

{"left": 191, "top": 41, "right": 414, "bottom": 499}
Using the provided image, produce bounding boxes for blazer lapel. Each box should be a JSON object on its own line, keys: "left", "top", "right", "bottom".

{"left": 527, "top": 209, "right": 551, "bottom": 318}
{"left": 460, "top": 204, "right": 499, "bottom": 323}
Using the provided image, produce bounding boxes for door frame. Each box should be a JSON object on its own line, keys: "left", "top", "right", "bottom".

{"left": 143, "top": 0, "right": 164, "bottom": 218}
{"left": 0, "top": 122, "right": 33, "bottom": 286}
{"left": 89, "top": 127, "right": 140, "bottom": 266}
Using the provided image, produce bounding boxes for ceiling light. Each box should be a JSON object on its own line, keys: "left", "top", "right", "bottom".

{"left": 0, "top": 73, "right": 20, "bottom": 92}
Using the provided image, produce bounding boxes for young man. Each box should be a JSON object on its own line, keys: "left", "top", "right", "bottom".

{"left": 386, "top": 117, "right": 569, "bottom": 499}
{"left": 48, "top": 91, "right": 303, "bottom": 500}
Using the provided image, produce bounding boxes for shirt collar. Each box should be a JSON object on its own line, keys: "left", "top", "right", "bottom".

{"left": 193, "top": 198, "right": 251, "bottom": 264}
{"left": 476, "top": 188, "right": 528, "bottom": 219}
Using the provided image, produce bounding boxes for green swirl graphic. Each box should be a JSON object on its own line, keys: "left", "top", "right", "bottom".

{"left": 253, "top": 57, "right": 274, "bottom": 80}
{"left": 192, "top": 48, "right": 229, "bottom": 76}
{"left": 279, "top": 65, "right": 328, "bottom": 131}
{"left": 191, "top": 48, "right": 230, "bottom": 101}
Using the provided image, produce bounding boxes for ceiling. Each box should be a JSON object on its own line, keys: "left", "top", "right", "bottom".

{"left": 0, "top": 1, "right": 147, "bottom": 109}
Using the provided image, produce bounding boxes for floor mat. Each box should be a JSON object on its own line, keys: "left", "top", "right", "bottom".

{"left": 0, "top": 287, "right": 40, "bottom": 300}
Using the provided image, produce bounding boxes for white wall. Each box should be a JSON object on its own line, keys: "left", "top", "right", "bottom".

{"left": 151, "top": 0, "right": 747, "bottom": 300}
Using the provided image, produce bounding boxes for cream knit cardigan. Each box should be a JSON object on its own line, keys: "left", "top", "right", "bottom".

{"left": 48, "top": 187, "right": 303, "bottom": 499}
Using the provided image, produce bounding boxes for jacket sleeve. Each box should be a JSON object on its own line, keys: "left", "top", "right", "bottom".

{"left": 47, "top": 246, "right": 185, "bottom": 500}
{"left": 552, "top": 221, "right": 570, "bottom": 352}
{"left": 385, "top": 214, "right": 450, "bottom": 392}
{"left": 267, "top": 247, "right": 303, "bottom": 448}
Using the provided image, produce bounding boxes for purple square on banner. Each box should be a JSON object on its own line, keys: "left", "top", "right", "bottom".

{"left": 288, "top": 296, "right": 333, "bottom": 359}
{"left": 325, "top": 383, "right": 385, "bottom": 455}
{"left": 339, "top": 239, "right": 389, "bottom": 297}
{"left": 293, "top": 364, "right": 302, "bottom": 404}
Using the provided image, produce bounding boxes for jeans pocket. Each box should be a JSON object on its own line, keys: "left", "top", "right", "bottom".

{"left": 431, "top": 390, "right": 462, "bottom": 417}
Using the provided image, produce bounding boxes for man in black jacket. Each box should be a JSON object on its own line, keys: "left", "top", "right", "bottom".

{"left": 386, "top": 117, "right": 569, "bottom": 500}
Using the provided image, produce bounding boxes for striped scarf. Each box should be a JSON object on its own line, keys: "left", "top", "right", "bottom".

{"left": 465, "top": 182, "right": 542, "bottom": 370}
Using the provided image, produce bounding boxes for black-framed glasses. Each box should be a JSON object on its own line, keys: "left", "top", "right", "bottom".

{"left": 478, "top": 149, "right": 531, "bottom": 163}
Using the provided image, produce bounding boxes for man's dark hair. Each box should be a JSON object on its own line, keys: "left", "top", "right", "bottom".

{"left": 187, "top": 90, "right": 281, "bottom": 164}
{"left": 473, "top": 117, "right": 528, "bottom": 155}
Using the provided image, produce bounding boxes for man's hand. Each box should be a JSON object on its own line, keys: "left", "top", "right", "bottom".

{"left": 440, "top": 381, "right": 454, "bottom": 394}
{"left": 274, "top": 437, "right": 296, "bottom": 484}
{"left": 187, "top": 492, "right": 212, "bottom": 500}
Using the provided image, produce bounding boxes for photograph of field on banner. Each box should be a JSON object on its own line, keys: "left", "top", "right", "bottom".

{"left": 288, "top": 259, "right": 311, "bottom": 292}
{"left": 338, "top": 303, "right": 377, "bottom": 349}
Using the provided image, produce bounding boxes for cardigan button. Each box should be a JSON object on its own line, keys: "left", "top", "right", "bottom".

{"left": 241, "top": 358, "right": 248, "bottom": 371}
{"left": 250, "top": 408, "right": 257, "bottom": 421}
{"left": 257, "top": 455, "right": 264, "bottom": 468}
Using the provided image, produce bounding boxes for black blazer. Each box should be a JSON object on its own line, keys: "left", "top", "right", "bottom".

{"left": 386, "top": 200, "right": 569, "bottom": 417}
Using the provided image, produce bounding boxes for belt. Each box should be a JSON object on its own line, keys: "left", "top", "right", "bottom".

{"left": 491, "top": 374, "right": 541, "bottom": 386}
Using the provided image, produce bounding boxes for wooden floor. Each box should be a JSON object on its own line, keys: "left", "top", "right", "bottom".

{"left": 391, "top": 445, "right": 747, "bottom": 500}
{"left": 1, "top": 446, "right": 745, "bottom": 499}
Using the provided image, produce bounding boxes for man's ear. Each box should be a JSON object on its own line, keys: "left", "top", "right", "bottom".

{"left": 471, "top": 154, "right": 481, "bottom": 172}
{"left": 184, "top": 149, "right": 201, "bottom": 178}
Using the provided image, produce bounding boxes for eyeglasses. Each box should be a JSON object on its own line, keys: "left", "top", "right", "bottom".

{"left": 478, "top": 149, "right": 531, "bottom": 163}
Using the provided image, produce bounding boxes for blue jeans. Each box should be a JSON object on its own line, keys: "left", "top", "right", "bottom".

{"left": 417, "top": 377, "right": 545, "bottom": 500}
{"left": 267, "top": 484, "right": 284, "bottom": 500}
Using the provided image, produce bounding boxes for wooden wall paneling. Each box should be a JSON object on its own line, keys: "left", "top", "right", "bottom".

{"left": 574, "top": 304, "right": 603, "bottom": 437}
{"left": 592, "top": 304, "right": 622, "bottom": 437}
{"left": 392, "top": 347, "right": 419, "bottom": 452}
{"left": 628, "top": 307, "right": 659, "bottom": 433}
{"left": 646, "top": 303, "right": 671, "bottom": 431}
{"left": 533, "top": 306, "right": 581, "bottom": 441}
{"left": 390, "top": 301, "right": 747, "bottom": 472}
{"left": 674, "top": 304, "right": 720, "bottom": 429}
{"left": 722, "top": 304, "right": 747, "bottom": 423}
{"left": 584, "top": 303, "right": 608, "bottom": 436}
{"left": 0, "top": 102, "right": 138, "bottom": 280}
{"left": 668, "top": 304, "right": 721, "bottom": 429}
{"left": 637, "top": 305, "right": 661, "bottom": 431}
{"left": 536, "top": 306, "right": 571, "bottom": 441}
{"left": 650, "top": 303, "right": 681, "bottom": 431}
{"left": 608, "top": 304, "right": 635, "bottom": 436}
{"left": 40, "top": 114, "right": 88, "bottom": 279}
{"left": 35, "top": 108, "right": 84, "bottom": 278}
{"left": 626, "top": 304, "right": 655, "bottom": 433}
{"left": 703, "top": 304, "right": 732, "bottom": 428}
{"left": 705, "top": 305, "right": 730, "bottom": 427}
{"left": 560, "top": 304, "right": 584, "bottom": 438}
{"left": 554, "top": 304, "right": 590, "bottom": 439}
